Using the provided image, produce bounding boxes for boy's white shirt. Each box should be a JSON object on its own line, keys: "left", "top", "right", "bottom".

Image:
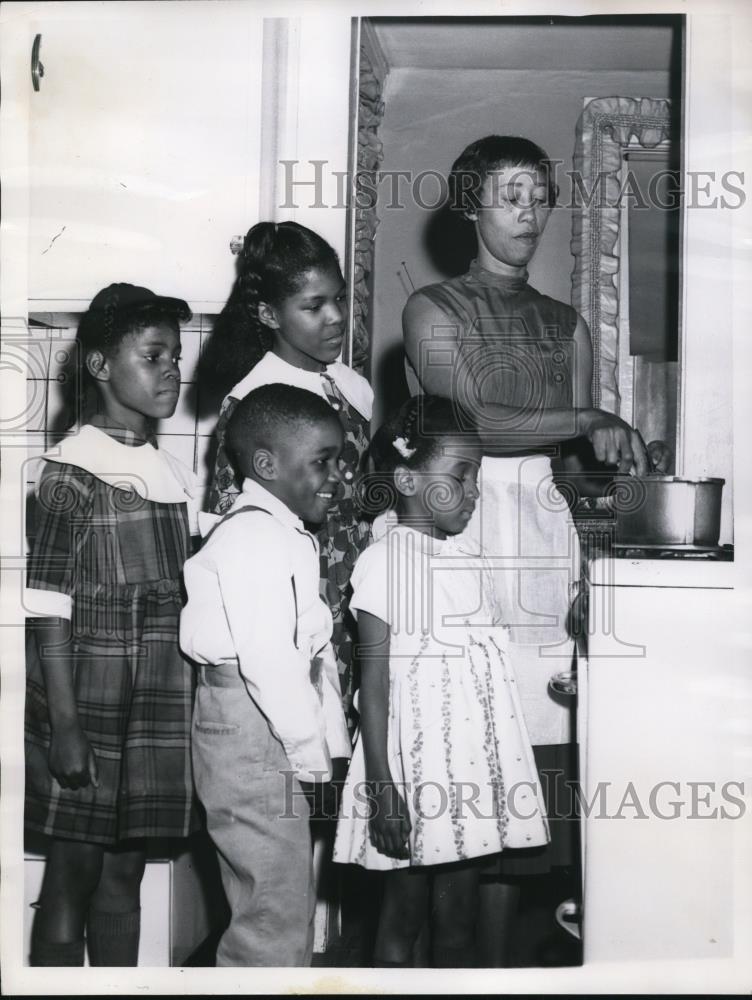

{"left": 181, "top": 479, "right": 351, "bottom": 782}
{"left": 227, "top": 350, "right": 373, "bottom": 421}
{"left": 23, "top": 423, "right": 201, "bottom": 620}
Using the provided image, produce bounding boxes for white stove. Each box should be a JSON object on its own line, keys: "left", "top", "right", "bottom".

{"left": 580, "top": 551, "right": 748, "bottom": 964}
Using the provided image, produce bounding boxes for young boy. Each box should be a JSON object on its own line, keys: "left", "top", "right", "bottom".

{"left": 180, "top": 383, "right": 351, "bottom": 967}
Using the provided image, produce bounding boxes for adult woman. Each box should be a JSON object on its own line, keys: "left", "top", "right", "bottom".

{"left": 403, "top": 135, "right": 648, "bottom": 964}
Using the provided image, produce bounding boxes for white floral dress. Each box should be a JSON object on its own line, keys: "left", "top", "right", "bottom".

{"left": 333, "top": 522, "right": 549, "bottom": 870}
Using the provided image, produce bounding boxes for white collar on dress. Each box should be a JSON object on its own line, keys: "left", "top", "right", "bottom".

{"left": 375, "top": 515, "right": 479, "bottom": 557}
{"left": 41, "top": 424, "right": 198, "bottom": 505}
{"left": 227, "top": 351, "right": 372, "bottom": 420}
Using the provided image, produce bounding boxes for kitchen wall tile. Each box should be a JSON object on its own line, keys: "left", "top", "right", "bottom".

{"left": 157, "top": 386, "right": 199, "bottom": 438}
{"left": 24, "top": 380, "right": 50, "bottom": 432}
{"left": 155, "top": 433, "right": 197, "bottom": 472}
{"left": 178, "top": 326, "right": 201, "bottom": 383}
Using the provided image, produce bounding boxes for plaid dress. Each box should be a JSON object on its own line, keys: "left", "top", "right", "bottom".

{"left": 25, "top": 422, "right": 196, "bottom": 844}
{"left": 207, "top": 385, "right": 371, "bottom": 728}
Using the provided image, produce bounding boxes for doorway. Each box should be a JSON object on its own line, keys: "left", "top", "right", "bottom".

{"left": 347, "top": 12, "right": 684, "bottom": 968}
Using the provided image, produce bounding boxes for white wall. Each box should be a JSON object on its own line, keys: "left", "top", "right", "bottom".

{"left": 680, "top": 12, "right": 737, "bottom": 541}
{"left": 371, "top": 65, "right": 673, "bottom": 424}
{"left": 17, "top": 12, "right": 357, "bottom": 511}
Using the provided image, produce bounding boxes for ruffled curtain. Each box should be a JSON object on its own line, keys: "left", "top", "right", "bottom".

{"left": 350, "top": 47, "right": 385, "bottom": 374}
{"left": 571, "top": 97, "right": 672, "bottom": 411}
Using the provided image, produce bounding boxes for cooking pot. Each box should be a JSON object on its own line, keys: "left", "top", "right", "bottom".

{"left": 609, "top": 476, "right": 725, "bottom": 546}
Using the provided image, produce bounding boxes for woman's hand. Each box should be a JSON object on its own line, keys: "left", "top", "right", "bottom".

{"left": 48, "top": 721, "right": 99, "bottom": 790}
{"left": 577, "top": 408, "right": 649, "bottom": 476}
{"left": 369, "top": 780, "right": 411, "bottom": 859}
{"left": 647, "top": 439, "right": 673, "bottom": 474}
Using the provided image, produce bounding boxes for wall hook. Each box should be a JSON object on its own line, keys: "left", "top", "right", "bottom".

{"left": 31, "top": 33, "right": 44, "bottom": 91}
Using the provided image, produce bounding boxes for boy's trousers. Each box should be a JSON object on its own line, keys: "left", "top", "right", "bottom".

{"left": 192, "top": 662, "right": 315, "bottom": 967}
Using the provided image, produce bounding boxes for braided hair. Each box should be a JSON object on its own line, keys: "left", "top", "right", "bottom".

{"left": 73, "top": 288, "right": 191, "bottom": 426}
{"left": 199, "top": 221, "right": 341, "bottom": 401}
{"left": 362, "top": 395, "right": 479, "bottom": 516}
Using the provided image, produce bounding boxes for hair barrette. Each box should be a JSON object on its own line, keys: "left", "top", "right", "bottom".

{"left": 393, "top": 436, "right": 417, "bottom": 459}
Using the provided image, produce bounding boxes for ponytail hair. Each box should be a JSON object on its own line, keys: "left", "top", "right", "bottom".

{"left": 199, "top": 221, "right": 341, "bottom": 401}
{"left": 359, "top": 395, "right": 479, "bottom": 516}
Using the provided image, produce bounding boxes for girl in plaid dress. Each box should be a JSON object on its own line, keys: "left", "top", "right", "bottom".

{"left": 24, "top": 284, "right": 199, "bottom": 966}
{"left": 199, "top": 222, "right": 373, "bottom": 730}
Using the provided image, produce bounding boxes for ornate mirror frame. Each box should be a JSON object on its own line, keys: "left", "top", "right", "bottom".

{"left": 571, "top": 96, "right": 673, "bottom": 411}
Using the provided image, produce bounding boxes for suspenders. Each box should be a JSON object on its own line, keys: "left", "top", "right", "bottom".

{"left": 202, "top": 503, "right": 314, "bottom": 650}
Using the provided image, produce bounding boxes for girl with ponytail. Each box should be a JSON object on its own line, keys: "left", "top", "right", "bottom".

{"left": 200, "top": 221, "right": 373, "bottom": 727}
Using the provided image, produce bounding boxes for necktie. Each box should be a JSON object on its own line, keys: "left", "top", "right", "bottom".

{"left": 320, "top": 373, "right": 354, "bottom": 486}
{"left": 320, "top": 373, "right": 344, "bottom": 413}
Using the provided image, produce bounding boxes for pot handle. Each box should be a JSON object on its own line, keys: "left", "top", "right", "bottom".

{"left": 555, "top": 899, "right": 582, "bottom": 940}
{"left": 549, "top": 671, "right": 577, "bottom": 697}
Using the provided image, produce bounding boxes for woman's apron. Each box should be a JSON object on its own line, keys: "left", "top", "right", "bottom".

{"left": 461, "top": 453, "right": 580, "bottom": 745}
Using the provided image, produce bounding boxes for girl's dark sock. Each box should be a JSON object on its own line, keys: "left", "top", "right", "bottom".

{"left": 30, "top": 936, "right": 85, "bottom": 967}
{"left": 86, "top": 907, "right": 141, "bottom": 966}
{"left": 373, "top": 955, "right": 414, "bottom": 967}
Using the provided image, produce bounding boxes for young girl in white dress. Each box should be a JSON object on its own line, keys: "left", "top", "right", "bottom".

{"left": 333, "top": 396, "right": 548, "bottom": 968}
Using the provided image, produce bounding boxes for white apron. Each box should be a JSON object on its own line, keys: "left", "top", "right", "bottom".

{"left": 460, "top": 454, "right": 580, "bottom": 745}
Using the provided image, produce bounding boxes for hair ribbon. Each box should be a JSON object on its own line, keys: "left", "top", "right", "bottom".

{"left": 393, "top": 436, "right": 416, "bottom": 459}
